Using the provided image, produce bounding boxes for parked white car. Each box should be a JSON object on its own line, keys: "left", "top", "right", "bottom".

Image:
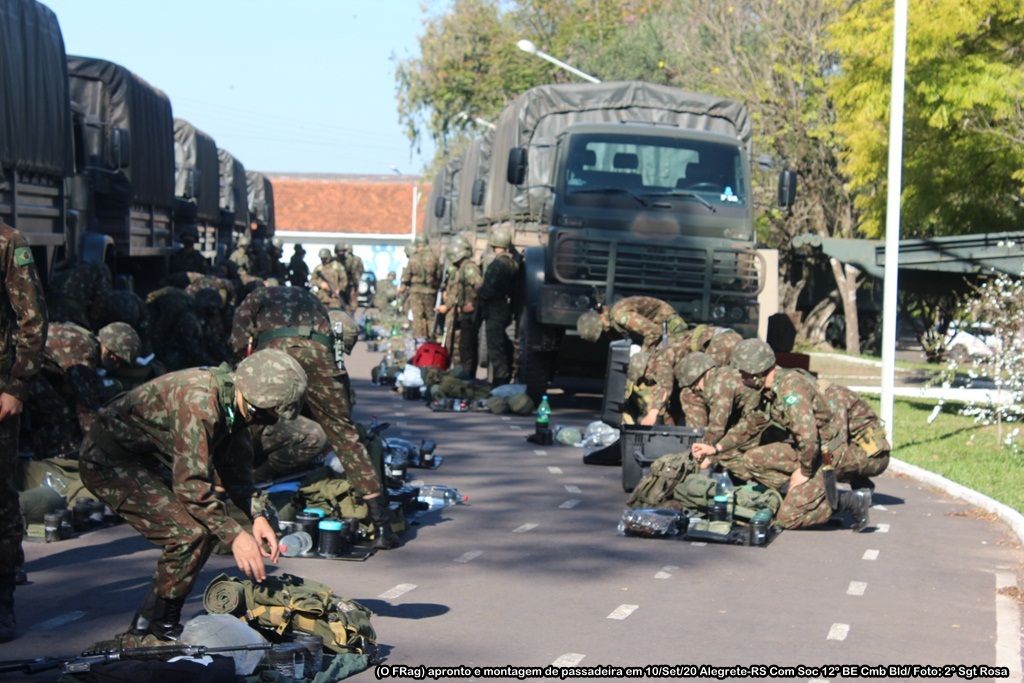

{"left": 946, "top": 322, "right": 1000, "bottom": 361}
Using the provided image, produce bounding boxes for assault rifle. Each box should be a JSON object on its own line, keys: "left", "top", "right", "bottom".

{"left": 0, "top": 642, "right": 272, "bottom": 676}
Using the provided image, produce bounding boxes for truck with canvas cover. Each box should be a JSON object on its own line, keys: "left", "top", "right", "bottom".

{"left": 0, "top": 0, "right": 74, "bottom": 285}
{"left": 66, "top": 55, "right": 176, "bottom": 290}
{"left": 218, "top": 148, "right": 248, "bottom": 247}
{"left": 424, "top": 156, "right": 461, "bottom": 247}
{"left": 246, "top": 170, "right": 274, "bottom": 242}
{"left": 487, "top": 81, "right": 766, "bottom": 399}
{"left": 173, "top": 118, "right": 221, "bottom": 260}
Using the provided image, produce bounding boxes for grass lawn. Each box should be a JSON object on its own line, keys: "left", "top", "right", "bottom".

{"left": 871, "top": 395, "right": 1024, "bottom": 513}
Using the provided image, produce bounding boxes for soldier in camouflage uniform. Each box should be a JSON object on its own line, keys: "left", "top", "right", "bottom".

{"left": 476, "top": 225, "right": 519, "bottom": 387}
{"left": 335, "top": 242, "right": 364, "bottom": 312}
{"left": 48, "top": 260, "right": 112, "bottom": 333}
{"left": 80, "top": 349, "right": 302, "bottom": 643}
{"left": 373, "top": 271, "right": 398, "bottom": 311}
{"left": 169, "top": 229, "right": 209, "bottom": 275}
{"left": 229, "top": 286, "right": 399, "bottom": 549}
{"left": 0, "top": 221, "right": 47, "bottom": 643}
{"left": 266, "top": 237, "right": 289, "bottom": 282}
{"left": 311, "top": 248, "right": 347, "bottom": 310}
{"left": 822, "top": 383, "right": 891, "bottom": 491}
{"left": 577, "top": 296, "right": 687, "bottom": 352}
{"left": 288, "top": 244, "right": 310, "bottom": 288}
{"left": 228, "top": 232, "right": 252, "bottom": 275}
{"left": 693, "top": 339, "right": 872, "bottom": 531}
{"left": 146, "top": 288, "right": 220, "bottom": 371}
{"left": 192, "top": 288, "right": 233, "bottom": 366}
{"left": 102, "top": 289, "right": 153, "bottom": 358}
{"left": 401, "top": 235, "right": 441, "bottom": 338}
{"left": 436, "top": 236, "right": 481, "bottom": 373}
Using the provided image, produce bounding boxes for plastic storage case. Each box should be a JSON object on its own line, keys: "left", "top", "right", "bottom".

{"left": 620, "top": 424, "right": 704, "bottom": 492}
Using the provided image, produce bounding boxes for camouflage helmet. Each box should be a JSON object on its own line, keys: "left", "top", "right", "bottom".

{"left": 234, "top": 349, "right": 307, "bottom": 420}
{"left": 318, "top": 248, "right": 332, "bottom": 260}
{"left": 236, "top": 232, "right": 251, "bottom": 247}
{"left": 729, "top": 338, "right": 776, "bottom": 375}
{"left": 271, "top": 237, "right": 283, "bottom": 250}
{"left": 706, "top": 328, "right": 743, "bottom": 366}
{"left": 334, "top": 240, "right": 348, "bottom": 253}
{"left": 403, "top": 245, "right": 414, "bottom": 257}
{"left": 576, "top": 310, "right": 605, "bottom": 343}
{"left": 675, "top": 351, "right": 717, "bottom": 388}
{"left": 488, "top": 224, "right": 513, "bottom": 249}
{"left": 98, "top": 322, "right": 141, "bottom": 362}
{"left": 446, "top": 235, "right": 472, "bottom": 263}
{"left": 413, "top": 234, "right": 427, "bottom": 246}
{"left": 193, "top": 287, "right": 222, "bottom": 310}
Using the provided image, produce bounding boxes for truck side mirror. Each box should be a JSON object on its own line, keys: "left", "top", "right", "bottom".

{"left": 778, "top": 168, "right": 797, "bottom": 208}
{"left": 186, "top": 168, "right": 201, "bottom": 199}
{"left": 252, "top": 199, "right": 267, "bottom": 223}
{"left": 471, "top": 178, "right": 486, "bottom": 206}
{"left": 433, "top": 195, "right": 447, "bottom": 218}
{"left": 507, "top": 147, "right": 527, "bottom": 185}
{"left": 110, "top": 127, "right": 131, "bottom": 169}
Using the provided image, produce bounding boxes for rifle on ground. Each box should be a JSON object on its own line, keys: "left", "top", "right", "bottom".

{"left": 1, "top": 642, "right": 273, "bottom": 676}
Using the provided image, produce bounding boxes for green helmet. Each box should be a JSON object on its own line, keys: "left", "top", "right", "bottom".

{"left": 446, "top": 236, "right": 472, "bottom": 263}
{"left": 334, "top": 240, "right": 348, "bottom": 253}
{"left": 235, "top": 349, "right": 307, "bottom": 420}
{"left": 489, "top": 225, "right": 512, "bottom": 249}
{"left": 706, "top": 328, "right": 742, "bottom": 366}
{"left": 319, "top": 248, "right": 332, "bottom": 260}
{"left": 97, "top": 322, "right": 141, "bottom": 362}
{"left": 413, "top": 234, "right": 427, "bottom": 246}
{"left": 271, "top": 237, "right": 283, "bottom": 250}
{"left": 576, "top": 310, "right": 604, "bottom": 343}
{"left": 675, "top": 351, "right": 717, "bottom": 387}
{"left": 729, "top": 338, "right": 775, "bottom": 375}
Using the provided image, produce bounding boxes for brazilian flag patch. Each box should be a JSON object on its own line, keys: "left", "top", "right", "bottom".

{"left": 784, "top": 394, "right": 799, "bottom": 406}
{"left": 13, "top": 247, "right": 33, "bottom": 267}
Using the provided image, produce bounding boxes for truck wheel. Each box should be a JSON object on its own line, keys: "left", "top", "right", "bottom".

{"left": 517, "top": 308, "right": 552, "bottom": 402}
{"left": 622, "top": 450, "right": 643, "bottom": 492}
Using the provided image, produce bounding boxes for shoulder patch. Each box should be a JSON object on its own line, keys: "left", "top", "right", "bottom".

{"left": 784, "top": 394, "right": 799, "bottom": 406}
{"left": 14, "top": 247, "right": 33, "bottom": 267}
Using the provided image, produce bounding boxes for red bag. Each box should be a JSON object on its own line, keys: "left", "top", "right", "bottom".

{"left": 412, "top": 341, "right": 450, "bottom": 370}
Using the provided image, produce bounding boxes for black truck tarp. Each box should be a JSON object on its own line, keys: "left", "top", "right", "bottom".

{"left": 0, "top": 0, "right": 73, "bottom": 176}
{"left": 454, "top": 133, "right": 492, "bottom": 233}
{"left": 245, "top": 170, "right": 274, "bottom": 235}
{"left": 423, "top": 157, "right": 460, "bottom": 241}
{"left": 173, "top": 118, "right": 220, "bottom": 224}
{"left": 66, "top": 56, "right": 175, "bottom": 209}
{"left": 486, "top": 81, "right": 752, "bottom": 222}
{"left": 218, "top": 148, "right": 247, "bottom": 230}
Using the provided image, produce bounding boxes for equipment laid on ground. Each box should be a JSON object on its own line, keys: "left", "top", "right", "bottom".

{"left": 620, "top": 424, "right": 704, "bottom": 492}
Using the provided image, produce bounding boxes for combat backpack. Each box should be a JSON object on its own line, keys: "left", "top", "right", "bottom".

{"left": 626, "top": 452, "right": 699, "bottom": 510}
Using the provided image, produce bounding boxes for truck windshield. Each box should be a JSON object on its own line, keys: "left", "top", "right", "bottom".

{"left": 562, "top": 133, "right": 745, "bottom": 208}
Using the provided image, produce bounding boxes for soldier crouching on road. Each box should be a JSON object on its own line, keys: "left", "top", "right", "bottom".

{"left": 79, "top": 349, "right": 306, "bottom": 645}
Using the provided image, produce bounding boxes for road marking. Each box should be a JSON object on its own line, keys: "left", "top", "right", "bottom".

{"left": 827, "top": 623, "right": 850, "bottom": 641}
{"left": 501, "top": 416, "right": 512, "bottom": 421}
{"left": 533, "top": 450, "right": 548, "bottom": 456}
{"left": 690, "top": 541, "right": 708, "bottom": 547}
{"left": 874, "top": 504, "right": 888, "bottom": 511}
{"left": 509, "top": 425, "right": 523, "bottom": 431}
{"left": 548, "top": 466, "right": 563, "bottom": 475}
{"left": 454, "top": 550, "right": 483, "bottom": 563}
{"left": 394, "top": 421, "right": 408, "bottom": 427}
{"left": 564, "top": 485, "right": 581, "bottom": 493}
{"left": 876, "top": 523, "right": 890, "bottom": 533}
{"left": 378, "top": 584, "right": 416, "bottom": 600}
{"left": 608, "top": 604, "right": 639, "bottom": 620}
{"left": 400, "top": 431, "right": 411, "bottom": 437}
{"left": 394, "top": 413, "right": 407, "bottom": 417}
{"left": 654, "top": 566, "right": 678, "bottom": 580}
{"left": 513, "top": 523, "right": 538, "bottom": 534}
{"left": 862, "top": 549, "right": 879, "bottom": 561}
{"left": 31, "top": 610, "right": 86, "bottom": 631}
{"left": 996, "top": 572, "right": 1023, "bottom": 680}
{"left": 847, "top": 581, "right": 867, "bottom": 596}
{"left": 559, "top": 499, "right": 581, "bottom": 509}
{"left": 553, "top": 654, "right": 585, "bottom": 666}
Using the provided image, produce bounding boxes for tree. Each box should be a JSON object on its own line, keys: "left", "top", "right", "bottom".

{"left": 829, "top": 0, "right": 1024, "bottom": 239}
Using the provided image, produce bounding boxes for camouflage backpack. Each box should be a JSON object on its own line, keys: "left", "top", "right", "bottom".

{"left": 626, "top": 452, "right": 699, "bottom": 510}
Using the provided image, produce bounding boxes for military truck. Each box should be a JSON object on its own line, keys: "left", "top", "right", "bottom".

{"left": 217, "top": 148, "right": 248, "bottom": 249}
{"left": 424, "top": 157, "right": 461, "bottom": 245}
{"left": 483, "top": 81, "right": 774, "bottom": 399}
{"left": 173, "top": 119, "right": 221, "bottom": 261}
{"left": 246, "top": 170, "right": 275, "bottom": 241}
{"left": 0, "top": 0, "right": 75, "bottom": 284}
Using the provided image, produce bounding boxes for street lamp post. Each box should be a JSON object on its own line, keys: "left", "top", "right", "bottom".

{"left": 516, "top": 39, "right": 601, "bottom": 84}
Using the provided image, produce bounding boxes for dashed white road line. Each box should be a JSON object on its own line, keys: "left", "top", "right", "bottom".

{"left": 559, "top": 499, "right": 581, "bottom": 509}
{"left": 827, "top": 623, "right": 850, "bottom": 641}
{"left": 564, "top": 484, "right": 581, "bottom": 493}
{"left": 548, "top": 466, "right": 563, "bottom": 475}
{"left": 509, "top": 425, "right": 523, "bottom": 431}
{"left": 862, "top": 549, "right": 879, "bottom": 561}
{"left": 654, "top": 565, "right": 678, "bottom": 580}
{"left": 394, "top": 421, "right": 408, "bottom": 428}
{"left": 512, "top": 523, "right": 538, "bottom": 533}
{"left": 875, "top": 523, "right": 890, "bottom": 533}
{"left": 690, "top": 541, "right": 708, "bottom": 547}
{"left": 454, "top": 550, "right": 483, "bottom": 563}
{"left": 378, "top": 584, "right": 416, "bottom": 600}
{"left": 995, "top": 572, "right": 1023, "bottom": 681}
{"left": 847, "top": 581, "right": 867, "bottom": 596}
{"left": 874, "top": 504, "right": 888, "bottom": 512}
{"left": 533, "top": 450, "right": 548, "bottom": 456}
{"left": 608, "top": 604, "right": 639, "bottom": 620}
{"left": 31, "top": 610, "right": 86, "bottom": 631}
{"left": 400, "top": 431, "right": 412, "bottom": 437}
{"left": 553, "top": 654, "right": 585, "bottom": 666}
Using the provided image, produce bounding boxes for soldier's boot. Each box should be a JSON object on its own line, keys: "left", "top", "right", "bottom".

{"left": 128, "top": 587, "right": 185, "bottom": 641}
{"left": 837, "top": 488, "right": 872, "bottom": 532}
{"left": 366, "top": 495, "right": 401, "bottom": 550}
{"left": 847, "top": 474, "right": 875, "bottom": 492}
{"left": 0, "top": 573, "right": 17, "bottom": 643}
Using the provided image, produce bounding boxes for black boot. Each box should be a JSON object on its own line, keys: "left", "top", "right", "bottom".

{"left": 0, "top": 573, "right": 16, "bottom": 643}
{"left": 366, "top": 496, "right": 401, "bottom": 550}
{"left": 837, "top": 488, "right": 872, "bottom": 532}
{"left": 128, "top": 587, "right": 184, "bottom": 641}
{"left": 847, "top": 474, "right": 876, "bottom": 492}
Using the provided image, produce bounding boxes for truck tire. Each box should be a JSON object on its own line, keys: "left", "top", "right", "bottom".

{"left": 517, "top": 308, "right": 552, "bottom": 403}
{"left": 622, "top": 450, "right": 643, "bottom": 492}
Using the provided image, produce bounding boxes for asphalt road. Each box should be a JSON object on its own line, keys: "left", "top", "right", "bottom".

{"left": 7, "top": 342, "right": 1024, "bottom": 682}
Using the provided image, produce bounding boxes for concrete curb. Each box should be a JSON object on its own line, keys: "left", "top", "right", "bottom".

{"left": 888, "top": 457, "right": 1024, "bottom": 543}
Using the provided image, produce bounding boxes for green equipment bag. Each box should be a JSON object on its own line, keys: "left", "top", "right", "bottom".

{"left": 203, "top": 572, "right": 376, "bottom": 657}
{"left": 292, "top": 469, "right": 369, "bottom": 523}
{"left": 626, "top": 452, "right": 698, "bottom": 510}
{"left": 673, "top": 474, "right": 783, "bottom": 521}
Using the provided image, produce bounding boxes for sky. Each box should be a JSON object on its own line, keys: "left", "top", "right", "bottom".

{"left": 42, "top": 0, "right": 438, "bottom": 177}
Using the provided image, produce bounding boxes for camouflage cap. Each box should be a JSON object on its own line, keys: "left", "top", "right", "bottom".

{"left": 235, "top": 349, "right": 307, "bottom": 420}
{"left": 729, "top": 338, "right": 776, "bottom": 375}
{"left": 319, "top": 248, "right": 332, "bottom": 260}
{"left": 327, "top": 308, "right": 358, "bottom": 354}
{"left": 576, "top": 310, "right": 605, "bottom": 343}
{"left": 98, "top": 322, "right": 141, "bottom": 362}
{"left": 675, "top": 352, "right": 717, "bottom": 387}
{"left": 706, "top": 328, "right": 742, "bottom": 366}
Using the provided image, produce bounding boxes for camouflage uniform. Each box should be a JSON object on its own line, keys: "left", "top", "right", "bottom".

{"left": 48, "top": 260, "right": 112, "bottom": 332}
{"left": 373, "top": 274, "right": 398, "bottom": 311}
{"left": 103, "top": 290, "right": 153, "bottom": 357}
{"left": 477, "top": 251, "right": 518, "bottom": 386}
{"left": 146, "top": 288, "right": 220, "bottom": 371}
{"left": 822, "top": 383, "right": 891, "bottom": 485}
{"left": 402, "top": 244, "right": 440, "bottom": 338}
{"left": 0, "top": 222, "right": 47, "bottom": 587}
{"left": 311, "top": 256, "right": 347, "bottom": 310}
{"left": 251, "top": 416, "right": 328, "bottom": 482}
{"left": 169, "top": 241, "right": 209, "bottom": 275}
{"left": 79, "top": 366, "right": 274, "bottom": 601}
{"left": 608, "top": 296, "right": 686, "bottom": 351}
{"left": 336, "top": 244, "right": 364, "bottom": 312}
{"left": 228, "top": 245, "right": 251, "bottom": 275}
{"left": 643, "top": 325, "right": 730, "bottom": 422}
{"left": 446, "top": 257, "right": 482, "bottom": 372}
{"left": 228, "top": 286, "right": 383, "bottom": 499}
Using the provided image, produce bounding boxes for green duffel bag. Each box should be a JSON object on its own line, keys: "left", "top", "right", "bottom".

{"left": 673, "top": 474, "right": 783, "bottom": 521}
{"left": 626, "top": 452, "right": 698, "bottom": 510}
